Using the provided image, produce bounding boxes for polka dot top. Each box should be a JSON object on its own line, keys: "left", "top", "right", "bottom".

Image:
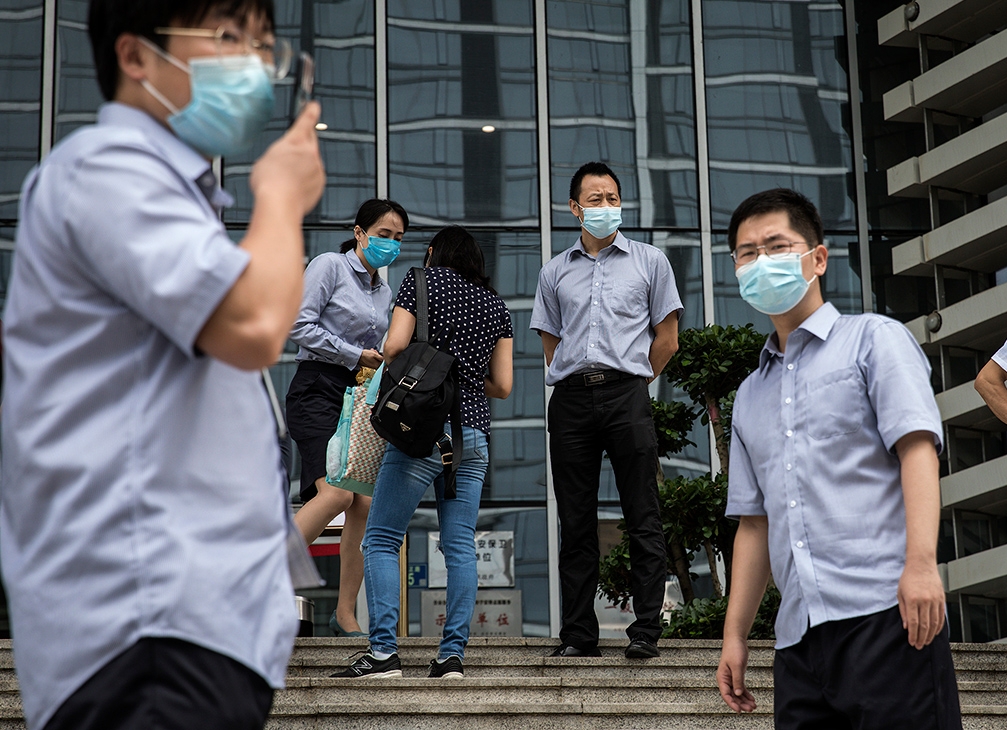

{"left": 395, "top": 267, "right": 513, "bottom": 434}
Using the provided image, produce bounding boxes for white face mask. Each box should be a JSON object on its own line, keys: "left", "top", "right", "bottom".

{"left": 139, "top": 37, "right": 275, "bottom": 158}
{"left": 575, "top": 202, "right": 622, "bottom": 239}
{"left": 736, "top": 249, "right": 817, "bottom": 315}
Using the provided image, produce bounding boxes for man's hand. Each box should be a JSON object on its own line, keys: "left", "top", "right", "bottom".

{"left": 250, "top": 100, "right": 325, "bottom": 217}
{"left": 717, "top": 636, "right": 756, "bottom": 713}
{"left": 358, "top": 348, "right": 383, "bottom": 369}
{"left": 898, "top": 557, "right": 945, "bottom": 649}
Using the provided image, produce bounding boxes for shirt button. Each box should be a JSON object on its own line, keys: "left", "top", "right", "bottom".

{"left": 796, "top": 541, "right": 804, "bottom": 548}
{"left": 789, "top": 500, "right": 796, "bottom": 508}
{"left": 590, "top": 343, "right": 596, "bottom": 348}
{"left": 591, "top": 322, "right": 596, "bottom": 326}
{"left": 594, "top": 282, "right": 600, "bottom": 286}
{"left": 786, "top": 464, "right": 792, "bottom": 471}
{"left": 786, "top": 430, "right": 793, "bottom": 437}
{"left": 787, "top": 364, "right": 794, "bottom": 370}
{"left": 785, "top": 397, "right": 792, "bottom": 404}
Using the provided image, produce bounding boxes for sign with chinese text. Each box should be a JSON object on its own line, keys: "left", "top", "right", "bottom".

{"left": 427, "top": 530, "right": 515, "bottom": 588}
{"left": 421, "top": 589, "right": 522, "bottom": 637}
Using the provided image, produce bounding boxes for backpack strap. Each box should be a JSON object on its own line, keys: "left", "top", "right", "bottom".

{"left": 436, "top": 377, "right": 463, "bottom": 499}
{"left": 414, "top": 267, "right": 429, "bottom": 343}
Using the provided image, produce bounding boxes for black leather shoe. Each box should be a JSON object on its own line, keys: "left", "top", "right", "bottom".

{"left": 549, "top": 643, "right": 601, "bottom": 657}
{"left": 625, "top": 638, "right": 660, "bottom": 658}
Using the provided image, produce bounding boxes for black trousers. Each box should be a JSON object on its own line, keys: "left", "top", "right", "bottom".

{"left": 774, "top": 605, "right": 962, "bottom": 730}
{"left": 548, "top": 376, "right": 666, "bottom": 647}
{"left": 44, "top": 638, "right": 274, "bottom": 730}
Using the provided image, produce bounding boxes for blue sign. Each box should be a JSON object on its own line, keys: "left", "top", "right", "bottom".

{"left": 407, "top": 563, "right": 428, "bottom": 588}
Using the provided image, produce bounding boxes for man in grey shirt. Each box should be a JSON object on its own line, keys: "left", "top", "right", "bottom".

{"left": 1, "top": 2, "right": 324, "bottom": 728}
{"left": 717, "top": 189, "right": 960, "bottom": 729}
{"left": 530, "top": 161, "right": 682, "bottom": 659}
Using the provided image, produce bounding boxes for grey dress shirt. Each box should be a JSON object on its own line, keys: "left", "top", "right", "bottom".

{"left": 290, "top": 251, "right": 391, "bottom": 369}
{"left": 726, "top": 303, "right": 943, "bottom": 649}
{"left": 529, "top": 232, "right": 683, "bottom": 385}
{"left": 1, "top": 103, "right": 299, "bottom": 729}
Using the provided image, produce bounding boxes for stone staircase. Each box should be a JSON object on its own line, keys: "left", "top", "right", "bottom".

{"left": 0, "top": 638, "right": 1003, "bottom": 728}
{"left": 273, "top": 637, "right": 1007, "bottom": 729}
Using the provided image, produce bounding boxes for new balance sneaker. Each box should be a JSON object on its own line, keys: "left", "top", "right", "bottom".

{"left": 428, "top": 655, "right": 464, "bottom": 678}
{"left": 330, "top": 651, "right": 402, "bottom": 678}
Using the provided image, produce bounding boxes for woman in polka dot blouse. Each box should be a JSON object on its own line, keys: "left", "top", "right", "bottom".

{"left": 336, "top": 226, "right": 513, "bottom": 679}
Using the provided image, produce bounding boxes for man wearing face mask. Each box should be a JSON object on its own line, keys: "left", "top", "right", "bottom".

{"left": 716, "top": 189, "right": 961, "bottom": 729}
{"left": 530, "top": 161, "right": 683, "bottom": 660}
{"left": 0, "top": 1, "right": 325, "bottom": 729}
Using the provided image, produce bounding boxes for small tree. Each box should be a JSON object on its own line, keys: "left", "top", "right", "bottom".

{"left": 598, "top": 324, "right": 770, "bottom": 635}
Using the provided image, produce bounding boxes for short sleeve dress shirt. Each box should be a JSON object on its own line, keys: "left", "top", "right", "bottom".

{"left": 726, "top": 303, "right": 943, "bottom": 649}
{"left": 1, "top": 103, "right": 298, "bottom": 729}
{"left": 991, "top": 339, "right": 1007, "bottom": 372}
{"left": 289, "top": 251, "right": 391, "bottom": 369}
{"left": 529, "top": 232, "right": 683, "bottom": 385}
{"left": 395, "top": 267, "right": 514, "bottom": 433}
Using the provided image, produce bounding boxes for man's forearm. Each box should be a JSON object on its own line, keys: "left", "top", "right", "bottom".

{"left": 723, "top": 516, "right": 772, "bottom": 641}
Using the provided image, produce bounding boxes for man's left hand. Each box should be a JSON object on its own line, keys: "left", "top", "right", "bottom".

{"left": 897, "top": 558, "right": 945, "bottom": 650}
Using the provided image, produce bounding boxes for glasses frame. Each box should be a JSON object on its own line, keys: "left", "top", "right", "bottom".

{"left": 153, "top": 25, "right": 292, "bottom": 80}
{"left": 731, "top": 239, "right": 809, "bottom": 265}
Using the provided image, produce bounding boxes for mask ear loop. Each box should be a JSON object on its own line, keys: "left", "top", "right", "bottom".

{"left": 137, "top": 37, "right": 189, "bottom": 115}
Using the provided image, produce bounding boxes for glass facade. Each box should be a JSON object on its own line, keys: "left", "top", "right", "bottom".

{"left": 1, "top": 0, "right": 869, "bottom": 639}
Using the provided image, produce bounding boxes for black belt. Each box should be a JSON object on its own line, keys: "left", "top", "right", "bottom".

{"left": 296, "top": 360, "right": 355, "bottom": 378}
{"left": 557, "top": 369, "right": 638, "bottom": 387}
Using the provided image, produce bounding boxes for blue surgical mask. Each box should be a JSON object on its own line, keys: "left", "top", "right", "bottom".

{"left": 736, "top": 250, "right": 817, "bottom": 315}
{"left": 363, "top": 236, "right": 401, "bottom": 268}
{"left": 140, "top": 39, "right": 275, "bottom": 158}
{"left": 579, "top": 205, "right": 622, "bottom": 239}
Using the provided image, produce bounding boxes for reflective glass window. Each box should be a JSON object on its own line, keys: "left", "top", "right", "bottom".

{"left": 225, "top": 0, "right": 376, "bottom": 224}
{"left": 0, "top": 1, "right": 43, "bottom": 220}
{"left": 703, "top": 1, "right": 855, "bottom": 229}
{"left": 388, "top": 1, "right": 537, "bottom": 225}
{"left": 55, "top": 0, "right": 102, "bottom": 143}
{"left": 548, "top": 0, "right": 698, "bottom": 229}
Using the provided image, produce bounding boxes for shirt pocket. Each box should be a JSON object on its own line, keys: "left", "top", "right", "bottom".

{"left": 608, "top": 279, "right": 648, "bottom": 318}
{"left": 805, "top": 366, "right": 865, "bottom": 440}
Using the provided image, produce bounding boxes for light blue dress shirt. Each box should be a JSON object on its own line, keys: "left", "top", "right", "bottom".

{"left": 1, "top": 103, "right": 299, "bottom": 729}
{"left": 726, "top": 303, "right": 943, "bottom": 649}
{"left": 290, "top": 251, "right": 391, "bottom": 368}
{"left": 529, "top": 232, "right": 683, "bottom": 385}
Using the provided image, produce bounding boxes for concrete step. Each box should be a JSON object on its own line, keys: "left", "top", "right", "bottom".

{"left": 0, "top": 639, "right": 1002, "bottom": 730}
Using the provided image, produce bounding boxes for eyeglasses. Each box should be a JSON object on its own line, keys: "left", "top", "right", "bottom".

{"left": 154, "top": 26, "right": 292, "bottom": 81}
{"left": 731, "top": 240, "right": 809, "bottom": 265}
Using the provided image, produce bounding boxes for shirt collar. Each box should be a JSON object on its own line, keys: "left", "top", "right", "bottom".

{"left": 344, "top": 250, "right": 384, "bottom": 289}
{"left": 567, "top": 231, "right": 630, "bottom": 260}
{"left": 97, "top": 102, "right": 233, "bottom": 210}
{"left": 758, "top": 302, "right": 841, "bottom": 369}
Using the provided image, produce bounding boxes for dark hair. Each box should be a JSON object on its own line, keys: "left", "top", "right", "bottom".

{"left": 425, "top": 226, "right": 494, "bottom": 293}
{"left": 569, "top": 161, "right": 622, "bottom": 202}
{"left": 88, "top": 0, "right": 276, "bottom": 101}
{"left": 727, "top": 188, "right": 824, "bottom": 252}
{"left": 339, "top": 198, "right": 410, "bottom": 254}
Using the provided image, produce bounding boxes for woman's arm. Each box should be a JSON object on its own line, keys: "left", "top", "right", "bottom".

{"left": 383, "top": 305, "right": 416, "bottom": 364}
{"left": 485, "top": 337, "right": 513, "bottom": 399}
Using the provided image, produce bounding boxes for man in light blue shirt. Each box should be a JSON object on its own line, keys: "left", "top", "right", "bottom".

{"left": 1, "top": 2, "right": 324, "bottom": 729}
{"left": 530, "top": 161, "right": 682, "bottom": 659}
{"left": 717, "top": 189, "right": 961, "bottom": 729}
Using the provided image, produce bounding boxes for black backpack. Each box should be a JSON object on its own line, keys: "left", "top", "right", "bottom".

{"left": 370, "top": 268, "right": 462, "bottom": 498}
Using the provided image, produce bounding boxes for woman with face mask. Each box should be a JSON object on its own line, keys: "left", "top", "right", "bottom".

{"left": 285, "top": 198, "right": 407, "bottom": 636}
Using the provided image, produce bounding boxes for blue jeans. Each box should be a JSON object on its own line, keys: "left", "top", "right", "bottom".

{"left": 362, "top": 426, "right": 488, "bottom": 659}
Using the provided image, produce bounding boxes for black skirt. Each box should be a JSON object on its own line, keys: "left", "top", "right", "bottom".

{"left": 285, "top": 360, "right": 356, "bottom": 502}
